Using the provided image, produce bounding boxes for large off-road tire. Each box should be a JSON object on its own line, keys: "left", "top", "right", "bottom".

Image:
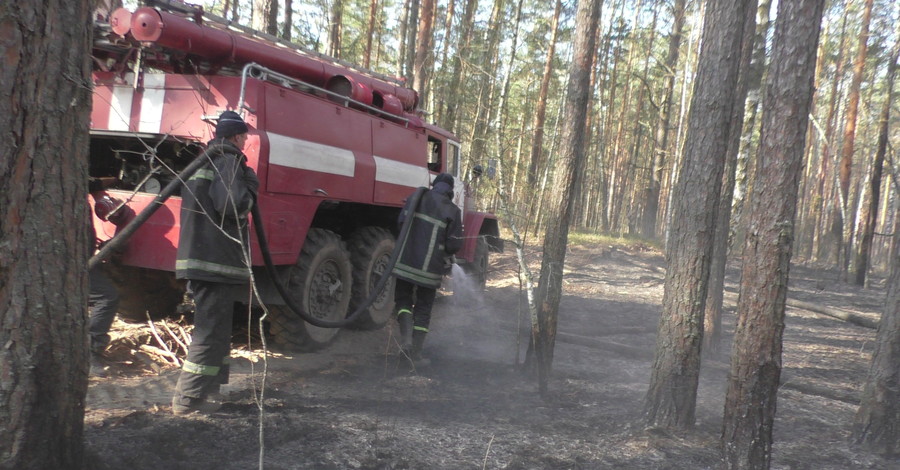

{"left": 462, "top": 236, "right": 489, "bottom": 292}
{"left": 267, "top": 228, "right": 352, "bottom": 351}
{"left": 347, "top": 226, "right": 396, "bottom": 330}
{"left": 107, "top": 265, "right": 185, "bottom": 321}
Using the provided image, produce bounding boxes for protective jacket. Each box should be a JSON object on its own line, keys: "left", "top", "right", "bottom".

{"left": 392, "top": 182, "right": 463, "bottom": 288}
{"left": 176, "top": 138, "right": 259, "bottom": 283}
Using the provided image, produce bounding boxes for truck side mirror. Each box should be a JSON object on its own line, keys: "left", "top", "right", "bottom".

{"left": 472, "top": 165, "right": 484, "bottom": 179}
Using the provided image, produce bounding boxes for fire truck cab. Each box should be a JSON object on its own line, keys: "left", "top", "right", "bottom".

{"left": 89, "top": 0, "right": 502, "bottom": 350}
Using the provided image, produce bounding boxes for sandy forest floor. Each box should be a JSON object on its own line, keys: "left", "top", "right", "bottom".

{"left": 84, "top": 242, "right": 899, "bottom": 469}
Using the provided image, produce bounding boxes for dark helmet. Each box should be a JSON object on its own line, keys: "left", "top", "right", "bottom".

{"left": 215, "top": 110, "right": 249, "bottom": 138}
{"left": 432, "top": 173, "right": 454, "bottom": 190}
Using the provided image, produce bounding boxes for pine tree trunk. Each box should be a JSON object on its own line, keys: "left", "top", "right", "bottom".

{"left": 328, "top": 0, "right": 344, "bottom": 59}
{"left": 644, "top": 0, "right": 750, "bottom": 429}
{"left": 534, "top": 0, "right": 602, "bottom": 398}
{"left": 730, "top": 0, "right": 771, "bottom": 255}
{"left": 526, "top": 0, "right": 562, "bottom": 185}
{"left": 0, "top": 0, "right": 93, "bottom": 467}
{"left": 837, "top": 0, "right": 874, "bottom": 277}
{"left": 641, "top": 0, "right": 686, "bottom": 240}
{"left": 439, "top": 0, "right": 477, "bottom": 131}
{"left": 364, "top": 0, "right": 379, "bottom": 68}
{"left": 283, "top": 0, "right": 293, "bottom": 40}
{"left": 853, "top": 27, "right": 899, "bottom": 286}
{"left": 852, "top": 201, "right": 900, "bottom": 456}
{"left": 703, "top": 0, "right": 758, "bottom": 356}
{"left": 404, "top": 0, "right": 421, "bottom": 84}
{"left": 722, "top": 0, "right": 825, "bottom": 466}
{"left": 265, "top": 0, "right": 278, "bottom": 36}
{"left": 412, "top": 0, "right": 435, "bottom": 102}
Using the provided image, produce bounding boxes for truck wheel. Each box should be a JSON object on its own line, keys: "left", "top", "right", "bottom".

{"left": 267, "top": 228, "right": 352, "bottom": 351}
{"left": 347, "top": 227, "right": 396, "bottom": 330}
{"left": 462, "top": 236, "right": 489, "bottom": 292}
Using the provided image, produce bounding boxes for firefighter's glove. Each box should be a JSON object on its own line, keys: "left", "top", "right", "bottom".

{"left": 443, "top": 255, "right": 457, "bottom": 275}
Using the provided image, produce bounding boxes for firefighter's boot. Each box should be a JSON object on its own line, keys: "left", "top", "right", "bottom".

{"left": 411, "top": 330, "right": 431, "bottom": 368}
{"left": 397, "top": 310, "right": 413, "bottom": 353}
{"left": 89, "top": 352, "right": 107, "bottom": 378}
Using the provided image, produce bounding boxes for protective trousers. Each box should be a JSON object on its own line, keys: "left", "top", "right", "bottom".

{"left": 174, "top": 280, "right": 238, "bottom": 400}
{"left": 393, "top": 278, "right": 437, "bottom": 334}
{"left": 89, "top": 265, "right": 120, "bottom": 353}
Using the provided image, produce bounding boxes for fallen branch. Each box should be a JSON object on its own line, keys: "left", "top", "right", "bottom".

{"left": 161, "top": 319, "right": 189, "bottom": 354}
{"left": 786, "top": 299, "right": 878, "bottom": 329}
{"left": 138, "top": 344, "right": 182, "bottom": 367}
{"left": 146, "top": 315, "right": 180, "bottom": 364}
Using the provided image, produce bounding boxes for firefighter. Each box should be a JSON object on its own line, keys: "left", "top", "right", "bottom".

{"left": 171, "top": 111, "right": 259, "bottom": 415}
{"left": 392, "top": 173, "right": 463, "bottom": 367}
{"left": 87, "top": 180, "right": 129, "bottom": 378}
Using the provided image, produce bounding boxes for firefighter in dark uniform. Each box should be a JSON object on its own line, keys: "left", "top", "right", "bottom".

{"left": 172, "top": 111, "right": 259, "bottom": 415}
{"left": 393, "top": 173, "right": 463, "bottom": 366}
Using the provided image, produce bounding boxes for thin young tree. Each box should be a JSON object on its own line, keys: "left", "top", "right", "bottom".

{"left": 721, "top": 0, "right": 826, "bottom": 466}
{"left": 533, "top": 0, "right": 602, "bottom": 397}
{"left": 644, "top": 0, "right": 751, "bottom": 429}
{"left": 0, "top": 0, "right": 94, "bottom": 467}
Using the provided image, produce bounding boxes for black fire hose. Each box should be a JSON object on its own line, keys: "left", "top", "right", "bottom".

{"left": 89, "top": 144, "right": 426, "bottom": 329}
{"left": 88, "top": 149, "right": 215, "bottom": 270}
{"left": 252, "top": 186, "right": 424, "bottom": 328}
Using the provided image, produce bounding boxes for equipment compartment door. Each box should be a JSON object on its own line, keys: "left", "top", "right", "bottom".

{"left": 263, "top": 86, "right": 372, "bottom": 202}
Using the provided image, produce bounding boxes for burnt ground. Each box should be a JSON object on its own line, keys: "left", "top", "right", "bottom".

{"left": 84, "top": 243, "right": 899, "bottom": 469}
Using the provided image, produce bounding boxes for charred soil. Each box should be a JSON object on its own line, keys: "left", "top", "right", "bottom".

{"left": 84, "top": 243, "right": 898, "bottom": 469}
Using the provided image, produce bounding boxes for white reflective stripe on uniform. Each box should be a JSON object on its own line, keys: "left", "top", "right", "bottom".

{"left": 108, "top": 73, "right": 135, "bottom": 131}
{"left": 190, "top": 169, "right": 215, "bottom": 181}
{"left": 138, "top": 74, "right": 166, "bottom": 134}
{"left": 175, "top": 259, "right": 250, "bottom": 277}
{"left": 183, "top": 360, "right": 220, "bottom": 376}
{"left": 374, "top": 156, "right": 430, "bottom": 188}
{"left": 267, "top": 132, "right": 356, "bottom": 177}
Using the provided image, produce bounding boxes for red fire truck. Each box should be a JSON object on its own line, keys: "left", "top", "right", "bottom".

{"left": 89, "top": 0, "right": 501, "bottom": 350}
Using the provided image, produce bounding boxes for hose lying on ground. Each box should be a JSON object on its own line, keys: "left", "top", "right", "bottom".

{"left": 89, "top": 148, "right": 425, "bottom": 328}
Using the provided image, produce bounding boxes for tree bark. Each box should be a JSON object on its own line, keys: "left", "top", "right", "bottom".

{"left": 282, "top": 0, "right": 293, "bottom": 40}
{"left": 526, "top": 0, "right": 563, "bottom": 186}
{"left": 721, "top": 0, "right": 825, "bottom": 467}
{"left": 837, "top": 0, "right": 874, "bottom": 276}
{"left": 438, "top": 0, "right": 477, "bottom": 131}
{"left": 0, "top": 0, "right": 93, "bottom": 468}
{"left": 703, "top": 0, "right": 758, "bottom": 356}
{"left": 403, "top": 0, "right": 421, "bottom": 84}
{"left": 643, "top": 0, "right": 750, "bottom": 429}
{"left": 853, "top": 24, "right": 899, "bottom": 286}
{"left": 641, "top": 0, "right": 686, "bottom": 240}
{"left": 363, "top": 0, "right": 379, "bottom": 68}
{"left": 265, "top": 0, "right": 278, "bottom": 36}
{"left": 328, "top": 0, "right": 344, "bottom": 59}
{"left": 534, "top": 0, "right": 602, "bottom": 397}
{"left": 412, "top": 0, "right": 435, "bottom": 103}
{"left": 852, "top": 205, "right": 900, "bottom": 457}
